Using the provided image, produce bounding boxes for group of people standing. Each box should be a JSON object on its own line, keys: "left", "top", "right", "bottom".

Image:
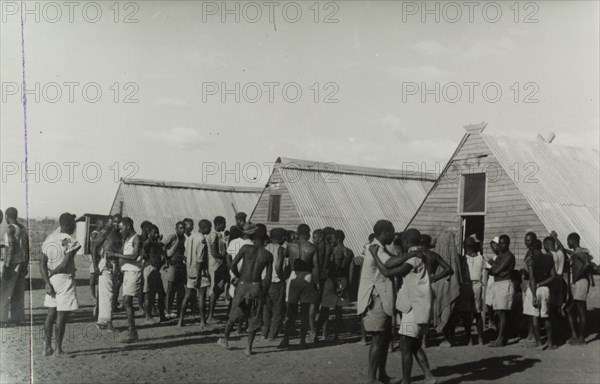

{"left": 0, "top": 205, "right": 597, "bottom": 383}
{"left": 357, "top": 221, "right": 597, "bottom": 384}
{"left": 35, "top": 211, "right": 359, "bottom": 356}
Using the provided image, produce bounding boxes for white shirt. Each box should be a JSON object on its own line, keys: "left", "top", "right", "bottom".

{"left": 263, "top": 243, "right": 282, "bottom": 283}
{"left": 42, "top": 232, "right": 81, "bottom": 276}
{"left": 227, "top": 238, "right": 253, "bottom": 278}
{"left": 465, "top": 253, "right": 485, "bottom": 282}
{"left": 121, "top": 234, "right": 142, "bottom": 272}
{"left": 357, "top": 238, "right": 394, "bottom": 316}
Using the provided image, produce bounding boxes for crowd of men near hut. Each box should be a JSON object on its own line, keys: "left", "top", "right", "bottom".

{"left": 0, "top": 207, "right": 598, "bottom": 384}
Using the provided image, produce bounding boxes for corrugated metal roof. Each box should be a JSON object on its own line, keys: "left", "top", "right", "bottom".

{"left": 278, "top": 159, "right": 435, "bottom": 256}
{"left": 278, "top": 157, "right": 437, "bottom": 181}
{"left": 482, "top": 133, "right": 600, "bottom": 260}
{"left": 111, "top": 179, "right": 262, "bottom": 237}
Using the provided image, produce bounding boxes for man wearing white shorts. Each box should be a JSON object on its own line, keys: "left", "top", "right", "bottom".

{"left": 108, "top": 217, "right": 143, "bottom": 343}
{"left": 487, "top": 235, "right": 516, "bottom": 347}
{"left": 524, "top": 239, "right": 557, "bottom": 350}
{"left": 40, "top": 213, "right": 81, "bottom": 356}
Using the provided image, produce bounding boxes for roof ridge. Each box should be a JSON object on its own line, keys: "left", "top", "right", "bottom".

{"left": 121, "top": 178, "right": 264, "bottom": 193}
{"left": 482, "top": 131, "right": 599, "bottom": 153}
{"left": 276, "top": 157, "right": 437, "bottom": 181}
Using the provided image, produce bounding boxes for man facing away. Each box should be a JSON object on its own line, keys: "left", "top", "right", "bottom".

{"left": 279, "top": 224, "right": 320, "bottom": 347}
{"left": 0, "top": 207, "right": 29, "bottom": 324}
{"left": 218, "top": 225, "right": 273, "bottom": 356}
{"left": 261, "top": 227, "right": 286, "bottom": 340}
{"left": 486, "top": 234, "right": 516, "bottom": 347}
{"left": 40, "top": 212, "right": 81, "bottom": 356}
{"left": 107, "top": 217, "right": 143, "bottom": 343}
{"left": 317, "top": 229, "right": 354, "bottom": 342}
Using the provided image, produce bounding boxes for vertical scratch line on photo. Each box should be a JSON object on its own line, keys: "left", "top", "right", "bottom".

{"left": 19, "top": 2, "right": 33, "bottom": 382}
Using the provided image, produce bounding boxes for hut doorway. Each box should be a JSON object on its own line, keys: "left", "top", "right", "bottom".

{"left": 460, "top": 215, "right": 485, "bottom": 254}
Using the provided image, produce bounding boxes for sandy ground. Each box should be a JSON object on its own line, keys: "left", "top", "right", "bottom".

{"left": 1, "top": 260, "right": 599, "bottom": 384}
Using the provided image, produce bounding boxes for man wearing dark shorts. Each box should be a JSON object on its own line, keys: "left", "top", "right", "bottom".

{"left": 218, "top": 225, "right": 273, "bottom": 356}
{"left": 279, "top": 224, "right": 320, "bottom": 347}
{"left": 317, "top": 230, "right": 354, "bottom": 342}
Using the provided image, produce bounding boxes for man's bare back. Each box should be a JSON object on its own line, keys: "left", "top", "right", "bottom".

{"left": 235, "top": 244, "right": 273, "bottom": 284}
{"left": 287, "top": 239, "right": 317, "bottom": 273}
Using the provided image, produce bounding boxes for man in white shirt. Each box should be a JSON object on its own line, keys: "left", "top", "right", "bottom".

{"left": 40, "top": 213, "right": 81, "bottom": 356}
{"left": 370, "top": 229, "right": 438, "bottom": 384}
{"left": 107, "top": 217, "right": 143, "bottom": 343}
{"left": 261, "top": 228, "right": 286, "bottom": 340}
{"left": 226, "top": 225, "right": 253, "bottom": 333}
{"left": 356, "top": 220, "right": 396, "bottom": 384}
{"left": 178, "top": 219, "right": 209, "bottom": 327}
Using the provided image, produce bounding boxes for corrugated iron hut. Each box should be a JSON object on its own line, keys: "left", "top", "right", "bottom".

{"left": 109, "top": 178, "right": 263, "bottom": 237}
{"left": 407, "top": 122, "right": 600, "bottom": 263}
{"left": 250, "top": 157, "right": 436, "bottom": 256}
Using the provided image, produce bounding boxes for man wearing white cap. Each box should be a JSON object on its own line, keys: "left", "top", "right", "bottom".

{"left": 40, "top": 212, "right": 81, "bottom": 356}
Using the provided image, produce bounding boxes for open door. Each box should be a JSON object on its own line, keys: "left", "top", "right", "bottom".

{"left": 460, "top": 215, "right": 485, "bottom": 254}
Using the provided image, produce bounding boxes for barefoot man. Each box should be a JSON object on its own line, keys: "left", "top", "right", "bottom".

{"left": 40, "top": 213, "right": 81, "bottom": 356}
{"left": 487, "top": 234, "right": 516, "bottom": 347}
{"left": 357, "top": 220, "right": 396, "bottom": 384}
{"left": 107, "top": 217, "right": 143, "bottom": 343}
{"left": 370, "top": 228, "right": 439, "bottom": 384}
{"left": 218, "top": 224, "right": 273, "bottom": 355}
{"left": 279, "top": 224, "right": 320, "bottom": 347}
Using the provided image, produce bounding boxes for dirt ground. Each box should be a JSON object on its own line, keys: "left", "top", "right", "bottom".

{"left": 1, "top": 261, "right": 599, "bottom": 384}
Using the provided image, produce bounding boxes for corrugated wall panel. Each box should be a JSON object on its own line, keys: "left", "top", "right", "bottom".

{"left": 110, "top": 183, "right": 261, "bottom": 237}
{"left": 484, "top": 133, "right": 600, "bottom": 260}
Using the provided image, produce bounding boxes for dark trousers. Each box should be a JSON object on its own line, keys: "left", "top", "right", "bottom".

{"left": 262, "top": 281, "right": 285, "bottom": 339}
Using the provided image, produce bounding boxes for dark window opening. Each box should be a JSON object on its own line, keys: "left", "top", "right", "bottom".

{"left": 463, "top": 173, "right": 486, "bottom": 212}
{"left": 268, "top": 195, "right": 281, "bottom": 222}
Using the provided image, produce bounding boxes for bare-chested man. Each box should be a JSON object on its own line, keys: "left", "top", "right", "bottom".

{"left": 218, "top": 224, "right": 273, "bottom": 355}
{"left": 279, "top": 224, "right": 320, "bottom": 347}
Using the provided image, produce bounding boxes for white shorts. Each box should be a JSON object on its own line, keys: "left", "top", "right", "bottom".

{"left": 523, "top": 286, "right": 550, "bottom": 318}
{"left": 122, "top": 270, "right": 141, "bottom": 297}
{"left": 399, "top": 309, "right": 426, "bottom": 339}
{"left": 491, "top": 279, "right": 514, "bottom": 311}
{"left": 44, "top": 275, "right": 79, "bottom": 311}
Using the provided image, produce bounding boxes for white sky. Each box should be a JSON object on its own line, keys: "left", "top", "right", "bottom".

{"left": 1, "top": 0, "right": 599, "bottom": 218}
